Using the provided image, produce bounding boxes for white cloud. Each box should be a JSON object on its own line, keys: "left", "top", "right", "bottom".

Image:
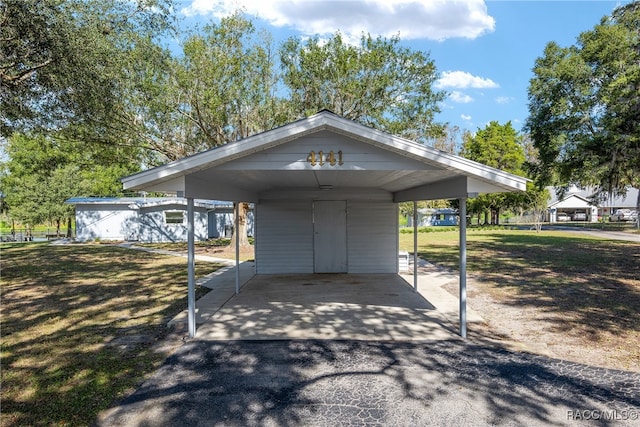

{"left": 461, "top": 114, "right": 472, "bottom": 121}
{"left": 450, "top": 91, "right": 474, "bottom": 104}
{"left": 181, "top": 0, "right": 495, "bottom": 41}
{"left": 495, "top": 96, "right": 513, "bottom": 104}
{"left": 436, "top": 71, "right": 499, "bottom": 89}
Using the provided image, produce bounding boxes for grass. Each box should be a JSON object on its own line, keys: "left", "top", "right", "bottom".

{"left": 2, "top": 232, "right": 638, "bottom": 425}
{"left": 0, "top": 242, "right": 224, "bottom": 427}
{"left": 136, "top": 238, "right": 255, "bottom": 262}
{"left": 547, "top": 221, "right": 640, "bottom": 234}
{"left": 400, "top": 229, "right": 640, "bottom": 370}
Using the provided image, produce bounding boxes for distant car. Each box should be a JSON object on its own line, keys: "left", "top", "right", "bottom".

{"left": 556, "top": 212, "right": 571, "bottom": 221}
{"left": 572, "top": 212, "right": 587, "bottom": 221}
{"left": 610, "top": 209, "right": 637, "bottom": 222}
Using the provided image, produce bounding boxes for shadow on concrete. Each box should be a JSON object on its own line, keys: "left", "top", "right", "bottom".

{"left": 194, "top": 274, "right": 462, "bottom": 341}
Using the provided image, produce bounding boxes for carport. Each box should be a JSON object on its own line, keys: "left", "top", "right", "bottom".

{"left": 122, "top": 111, "right": 527, "bottom": 338}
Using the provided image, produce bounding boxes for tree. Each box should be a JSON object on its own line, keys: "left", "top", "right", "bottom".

{"left": 1, "top": 0, "right": 176, "bottom": 235}
{"left": 460, "top": 121, "right": 526, "bottom": 224}
{"left": 526, "top": 2, "right": 640, "bottom": 212}
{"left": 167, "top": 14, "right": 288, "bottom": 248}
{"left": 0, "top": 133, "right": 139, "bottom": 235}
{"left": 429, "top": 125, "right": 465, "bottom": 154}
{"left": 1, "top": 0, "right": 175, "bottom": 139}
{"left": 280, "top": 32, "right": 447, "bottom": 142}
{"left": 168, "top": 14, "right": 286, "bottom": 157}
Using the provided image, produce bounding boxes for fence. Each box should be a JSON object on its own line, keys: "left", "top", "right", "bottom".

{"left": 0, "top": 228, "right": 74, "bottom": 242}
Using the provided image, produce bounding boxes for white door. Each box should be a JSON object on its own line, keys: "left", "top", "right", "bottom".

{"left": 313, "top": 201, "right": 347, "bottom": 273}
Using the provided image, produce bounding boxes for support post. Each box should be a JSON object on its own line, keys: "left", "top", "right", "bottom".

{"left": 459, "top": 197, "right": 467, "bottom": 338}
{"left": 413, "top": 200, "right": 418, "bottom": 292}
{"left": 235, "top": 202, "right": 240, "bottom": 295}
{"left": 187, "top": 197, "right": 196, "bottom": 338}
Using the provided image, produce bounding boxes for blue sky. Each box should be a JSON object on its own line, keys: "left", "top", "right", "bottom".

{"left": 175, "top": 0, "right": 629, "bottom": 135}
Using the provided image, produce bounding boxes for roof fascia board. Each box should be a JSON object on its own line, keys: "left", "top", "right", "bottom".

{"left": 124, "top": 175, "right": 186, "bottom": 193}
{"left": 121, "top": 117, "right": 329, "bottom": 190}
{"left": 320, "top": 114, "right": 528, "bottom": 189}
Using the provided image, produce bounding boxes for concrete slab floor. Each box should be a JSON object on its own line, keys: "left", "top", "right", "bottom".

{"left": 194, "top": 272, "right": 481, "bottom": 341}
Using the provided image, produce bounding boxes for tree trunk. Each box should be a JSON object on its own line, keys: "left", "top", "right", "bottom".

{"left": 636, "top": 189, "right": 640, "bottom": 229}
{"left": 66, "top": 217, "right": 72, "bottom": 238}
{"left": 228, "top": 202, "right": 250, "bottom": 250}
{"left": 483, "top": 211, "right": 489, "bottom": 225}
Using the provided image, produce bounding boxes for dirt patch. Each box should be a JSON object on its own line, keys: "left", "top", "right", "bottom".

{"left": 401, "top": 230, "right": 640, "bottom": 373}
{"left": 443, "top": 277, "right": 640, "bottom": 373}
{"left": 196, "top": 244, "right": 255, "bottom": 261}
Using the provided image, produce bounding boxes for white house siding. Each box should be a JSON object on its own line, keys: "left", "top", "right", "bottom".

{"left": 75, "top": 204, "right": 138, "bottom": 241}
{"left": 347, "top": 201, "right": 397, "bottom": 273}
{"left": 255, "top": 198, "right": 397, "bottom": 274}
{"left": 208, "top": 209, "right": 255, "bottom": 238}
{"left": 255, "top": 200, "right": 314, "bottom": 274}
{"left": 137, "top": 204, "right": 209, "bottom": 243}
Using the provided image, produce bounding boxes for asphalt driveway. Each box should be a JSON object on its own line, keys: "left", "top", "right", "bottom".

{"left": 97, "top": 339, "right": 640, "bottom": 426}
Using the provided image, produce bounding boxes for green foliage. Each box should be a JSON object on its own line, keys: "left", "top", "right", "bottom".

{"left": 1, "top": 7, "right": 454, "bottom": 225}
{"left": 0, "top": 0, "right": 176, "bottom": 138}
{"left": 399, "top": 226, "right": 458, "bottom": 234}
{"left": 168, "top": 14, "right": 286, "bottom": 157}
{"left": 0, "top": 133, "right": 139, "bottom": 226}
{"left": 460, "top": 121, "right": 525, "bottom": 175}
{"left": 526, "top": 2, "right": 640, "bottom": 208}
{"left": 460, "top": 121, "right": 531, "bottom": 224}
{"left": 280, "top": 32, "right": 447, "bottom": 142}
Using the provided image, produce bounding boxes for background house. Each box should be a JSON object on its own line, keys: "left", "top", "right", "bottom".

{"left": 406, "top": 208, "right": 459, "bottom": 227}
{"left": 546, "top": 187, "right": 639, "bottom": 223}
{"left": 66, "top": 197, "right": 254, "bottom": 242}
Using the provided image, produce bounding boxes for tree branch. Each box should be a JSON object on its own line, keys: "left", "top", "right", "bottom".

{"left": 1, "top": 58, "right": 53, "bottom": 86}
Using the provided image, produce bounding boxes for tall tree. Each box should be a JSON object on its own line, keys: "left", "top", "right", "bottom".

{"left": 526, "top": 2, "right": 640, "bottom": 211}
{"left": 172, "top": 15, "right": 287, "bottom": 247}
{"left": 429, "top": 125, "right": 464, "bottom": 154}
{"left": 0, "top": 0, "right": 175, "bottom": 139}
{"left": 166, "top": 14, "right": 287, "bottom": 158}
{"left": 0, "top": 133, "right": 139, "bottom": 235}
{"left": 460, "top": 121, "right": 526, "bottom": 224}
{"left": 280, "top": 32, "right": 447, "bottom": 142}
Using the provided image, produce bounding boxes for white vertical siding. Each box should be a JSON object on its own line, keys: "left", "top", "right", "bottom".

{"left": 138, "top": 206, "right": 209, "bottom": 242}
{"left": 255, "top": 200, "right": 314, "bottom": 274}
{"left": 313, "top": 201, "right": 347, "bottom": 273}
{"left": 347, "top": 201, "right": 397, "bottom": 273}
{"left": 75, "top": 205, "right": 138, "bottom": 241}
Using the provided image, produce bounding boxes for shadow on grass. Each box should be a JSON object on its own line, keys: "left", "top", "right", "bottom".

{"left": 97, "top": 340, "right": 640, "bottom": 426}
{"left": 0, "top": 242, "right": 222, "bottom": 427}
{"left": 418, "top": 233, "right": 640, "bottom": 339}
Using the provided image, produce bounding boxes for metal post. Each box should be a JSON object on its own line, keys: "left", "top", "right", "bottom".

{"left": 413, "top": 200, "right": 418, "bottom": 292}
{"left": 187, "top": 197, "right": 196, "bottom": 338}
{"left": 235, "top": 202, "right": 240, "bottom": 295}
{"left": 459, "top": 197, "right": 467, "bottom": 338}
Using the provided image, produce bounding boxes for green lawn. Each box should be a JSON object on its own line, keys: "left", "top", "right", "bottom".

{"left": 0, "top": 242, "right": 223, "bottom": 427}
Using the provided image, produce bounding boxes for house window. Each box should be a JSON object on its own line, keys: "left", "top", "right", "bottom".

{"left": 165, "top": 211, "right": 184, "bottom": 225}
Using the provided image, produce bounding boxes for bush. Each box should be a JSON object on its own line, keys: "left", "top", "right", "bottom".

{"left": 399, "top": 226, "right": 458, "bottom": 234}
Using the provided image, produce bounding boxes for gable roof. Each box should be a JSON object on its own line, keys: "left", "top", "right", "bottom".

{"left": 546, "top": 186, "right": 639, "bottom": 209}
{"left": 122, "top": 111, "right": 527, "bottom": 202}
{"left": 548, "top": 193, "right": 592, "bottom": 209}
